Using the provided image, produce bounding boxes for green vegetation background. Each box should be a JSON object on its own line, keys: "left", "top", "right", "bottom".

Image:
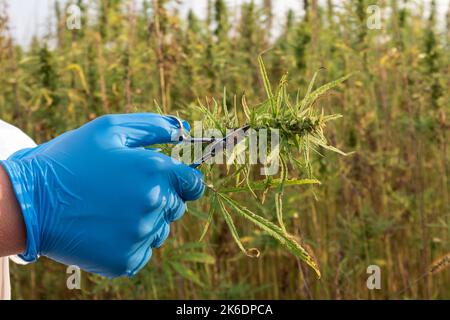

{"left": 0, "top": 0, "right": 449, "bottom": 299}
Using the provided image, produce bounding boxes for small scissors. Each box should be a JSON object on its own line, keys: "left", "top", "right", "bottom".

{"left": 168, "top": 116, "right": 251, "bottom": 168}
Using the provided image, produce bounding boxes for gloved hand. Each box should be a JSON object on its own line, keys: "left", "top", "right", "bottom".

{"left": 0, "top": 113, "right": 205, "bottom": 278}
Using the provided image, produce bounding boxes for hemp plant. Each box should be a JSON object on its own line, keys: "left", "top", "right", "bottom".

{"left": 186, "top": 55, "right": 353, "bottom": 279}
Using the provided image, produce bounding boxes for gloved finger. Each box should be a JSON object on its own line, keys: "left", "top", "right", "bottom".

{"left": 151, "top": 223, "right": 170, "bottom": 248}
{"left": 126, "top": 221, "right": 170, "bottom": 277}
{"left": 97, "top": 113, "right": 190, "bottom": 147}
{"left": 136, "top": 190, "right": 184, "bottom": 238}
{"left": 166, "top": 194, "right": 187, "bottom": 222}
{"left": 168, "top": 162, "right": 205, "bottom": 202}
{"left": 126, "top": 244, "right": 153, "bottom": 277}
{"left": 143, "top": 147, "right": 162, "bottom": 152}
{"left": 133, "top": 149, "right": 205, "bottom": 202}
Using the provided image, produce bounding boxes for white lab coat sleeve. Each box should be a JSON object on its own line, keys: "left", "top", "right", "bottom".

{"left": 0, "top": 119, "right": 37, "bottom": 300}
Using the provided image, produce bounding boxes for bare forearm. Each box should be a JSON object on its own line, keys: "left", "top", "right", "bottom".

{"left": 0, "top": 165, "right": 26, "bottom": 257}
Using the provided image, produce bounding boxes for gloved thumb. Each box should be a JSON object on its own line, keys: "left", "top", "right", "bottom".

{"left": 98, "top": 113, "right": 189, "bottom": 147}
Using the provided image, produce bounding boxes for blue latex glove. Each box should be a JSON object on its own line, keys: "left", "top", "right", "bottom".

{"left": 0, "top": 114, "right": 204, "bottom": 278}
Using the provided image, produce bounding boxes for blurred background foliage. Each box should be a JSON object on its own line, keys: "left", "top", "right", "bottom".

{"left": 0, "top": 0, "right": 449, "bottom": 299}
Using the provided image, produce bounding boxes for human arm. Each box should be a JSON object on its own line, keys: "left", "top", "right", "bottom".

{"left": 0, "top": 165, "right": 26, "bottom": 257}
{"left": 0, "top": 113, "right": 204, "bottom": 278}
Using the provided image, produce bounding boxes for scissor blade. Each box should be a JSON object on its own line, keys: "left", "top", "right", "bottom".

{"left": 182, "top": 137, "right": 217, "bottom": 143}
{"left": 189, "top": 125, "right": 250, "bottom": 168}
